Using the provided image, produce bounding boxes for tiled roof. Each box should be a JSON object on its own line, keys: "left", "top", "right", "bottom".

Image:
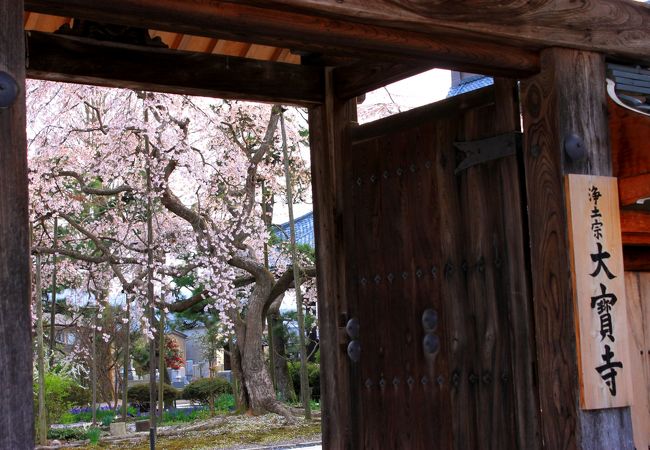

{"left": 447, "top": 75, "right": 494, "bottom": 97}
{"left": 273, "top": 211, "right": 315, "bottom": 249}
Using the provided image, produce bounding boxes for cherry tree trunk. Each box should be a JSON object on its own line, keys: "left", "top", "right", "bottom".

{"left": 236, "top": 284, "right": 295, "bottom": 421}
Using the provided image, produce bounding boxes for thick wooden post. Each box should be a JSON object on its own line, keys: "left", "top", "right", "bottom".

{"left": 309, "top": 69, "right": 356, "bottom": 450}
{"left": 521, "top": 48, "right": 634, "bottom": 450}
{"left": 0, "top": 1, "right": 32, "bottom": 449}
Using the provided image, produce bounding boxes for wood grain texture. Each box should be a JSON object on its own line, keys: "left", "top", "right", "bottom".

{"left": 521, "top": 47, "right": 633, "bottom": 450}
{"left": 26, "top": 31, "right": 324, "bottom": 106}
{"left": 608, "top": 97, "right": 650, "bottom": 206}
{"left": 237, "top": 0, "right": 650, "bottom": 64}
{"left": 624, "top": 271, "right": 650, "bottom": 450}
{"left": 618, "top": 174, "right": 650, "bottom": 208}
{"left": 609, "top": 98, "right": 650, "bottom": 180}
{"left": 620, "top": 210, "right": 650, "bottom": 246}
{"left": 308, "top": 69, "right": 357, "bottom": 450}
{"left": 24, "top": 0, "right": 540, "bottom": 77}
{"left": 0, "top": 1, "right": 33, "bottom": 449}
{"left": 351, "top": 87, "right": 495, "bottom": 145}
{"left": 493, "top": 79, "right": 542, "bottom": 450}
{"left": 342, "top": 85, "right": 538, "bottom": 449}
{"left": 459, "top": 104, "right": 517, "bottom": 450}
{"left": 564, "top": 175, "right": 632, "bottom": 409}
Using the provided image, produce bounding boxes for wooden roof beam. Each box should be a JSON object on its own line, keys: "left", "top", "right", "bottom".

{"left": 239, "top": 0, "right": 650, "bottom": 65}
{"left": 25, "top": 31, "right": 324, "bottom": 106}
{"left": 333, "top": 61, "right": 435, "bottom": 100}
{"left": 24, "top": 0, "right": 540, "bottom": 77}
{"left": 333, "top": 52, "right": 540, "bottom": 100}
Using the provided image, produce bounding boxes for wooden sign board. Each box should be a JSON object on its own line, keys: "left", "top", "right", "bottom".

{"left": 565, "top": 174, "right": 632, "bottom": 410}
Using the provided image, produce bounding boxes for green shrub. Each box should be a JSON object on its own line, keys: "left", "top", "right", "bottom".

{"left": 86, "top": 427, "right": 101, "bottom": 445}
{"left": 214, "top": 393, "right": 235, "bottom": 412}
{"left": 59, "top": 412, "right": 76, "bottom": 424}
{"left": 182, "top": 377, "right": 232, "bottom": 404}
{"left": 127, "top": 383, "right": 178, "bottom": 411}
{"left": 34, "top": 371, "right": 93, "bottom": 426}
{"left": 100, "top": 414, "right": 114, "bottom": 426}
{"left": 34, "top": 372, "right": 73, "bottom": 425}
{"left": 47, "top": 427, "right": 87, "bottom": 441}
{"left": 288, "top": 362, "right": 320, "bottom": 401}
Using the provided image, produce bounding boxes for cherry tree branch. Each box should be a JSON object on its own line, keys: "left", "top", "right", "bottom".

{"left": 262, "top": 266, "right": 316, "bottom": 319}
{"left": 251, "top": 105, "right": 282, "bottom": 164}
{"left": 56, "top": 170, "right": 133, "bottom": 196}
{"left": 59, "top": 213, "right": 138, "bottom": 288}
{"left": 33, "top": 246, "right": 116, "bottom": 264}
{"left": 268, "top": 266, "right": 316, "bottom": 303}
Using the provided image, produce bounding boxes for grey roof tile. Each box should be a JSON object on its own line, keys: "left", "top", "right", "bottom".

{"left": 447, "top": 75, "right": 494, "bottom": 97}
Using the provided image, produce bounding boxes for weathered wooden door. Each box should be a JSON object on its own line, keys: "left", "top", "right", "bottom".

{"left": 341, "top": 85, "right": 539, "bottom": 450}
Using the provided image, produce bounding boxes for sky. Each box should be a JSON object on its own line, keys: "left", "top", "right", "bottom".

{"left": 272, "top": 69, "right": 452, "bottom": 225}
{"left": 363, "top": 68, "right": 451, "bottom": 111}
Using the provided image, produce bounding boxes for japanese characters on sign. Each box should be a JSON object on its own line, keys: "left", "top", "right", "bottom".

{"left": 565, "top": 174, "right": 632, "bottom": 409}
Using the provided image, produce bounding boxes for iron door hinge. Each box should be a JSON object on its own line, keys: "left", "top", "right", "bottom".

{"left": 454, "top": 131, "right": 522, "bottom": 174}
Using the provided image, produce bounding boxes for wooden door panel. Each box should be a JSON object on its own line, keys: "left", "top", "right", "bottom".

{"left": 458, "top": 105, "right": 518, "bottom": 450}
{"left": 432, "top": 117, "right": 480, "bottom": 450}
{"left": 343, "top": 87, "right": 537, "bottom": 450}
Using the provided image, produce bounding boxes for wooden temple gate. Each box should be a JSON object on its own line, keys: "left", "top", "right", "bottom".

{"left": 2, "top": 1, "right": 650, "bottom": 449}
{"left": 340, "top": 83, "right": 537, "bottom": 450}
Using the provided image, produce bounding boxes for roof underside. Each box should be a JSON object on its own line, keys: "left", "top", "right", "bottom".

{"left": 20, "top": 1, "right": 650, "bottom": 106}
{"left": 24, "top": 12, "right": 301, "bottom": 64}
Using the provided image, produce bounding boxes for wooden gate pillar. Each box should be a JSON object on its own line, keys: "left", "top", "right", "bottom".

{"left": 0, "top": 1, "right": 33, "bottom": 449}
{"left": 521, "top": 48, "right": 634, "bottom": 450}
{"left": 309, "top": 69, "right": 357, "bottom": 450}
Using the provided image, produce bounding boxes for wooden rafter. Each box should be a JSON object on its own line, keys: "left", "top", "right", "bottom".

{"left": 25, "top": 31, "right": 324, "bottom": 106}
{"left": 23, "top": 11, "right": 302, "bottom": 65}
{"left": 24, "top": 0, "right": 540, "bottom": 77}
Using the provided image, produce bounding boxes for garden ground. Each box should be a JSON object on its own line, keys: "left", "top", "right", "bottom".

{"left": 47, "top": 414, "right": 321, "bottom": 450}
